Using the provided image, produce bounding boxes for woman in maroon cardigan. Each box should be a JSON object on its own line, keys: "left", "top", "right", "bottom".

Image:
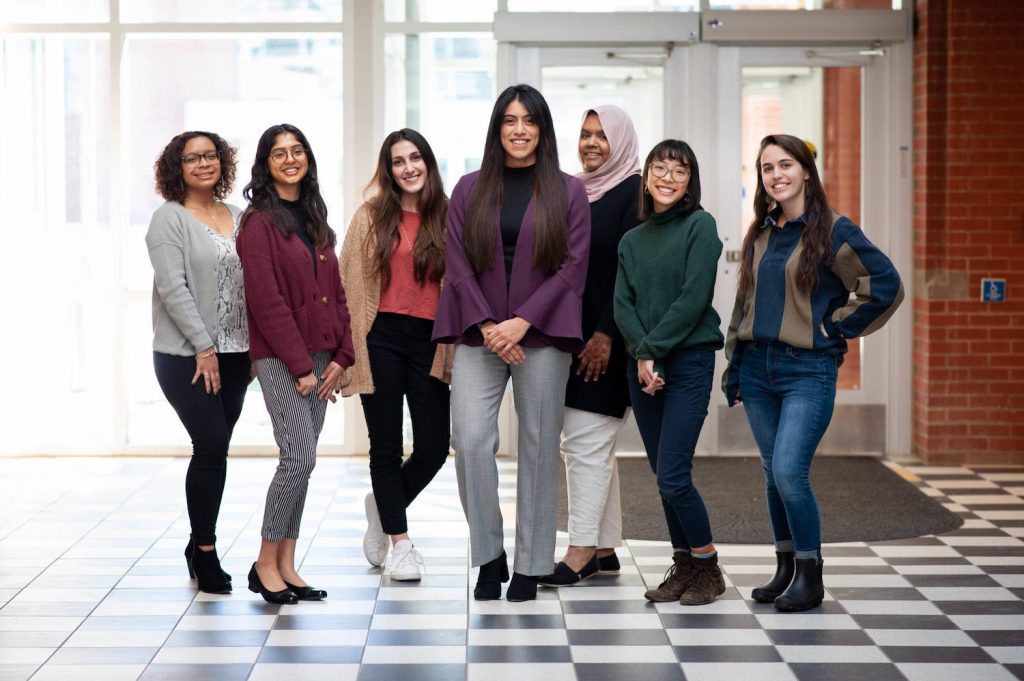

{"left": 433, "top": 84, "right": 590, "bottom": 602}
{"left": 237, "top": 123, "right": 354, "bottom": 605}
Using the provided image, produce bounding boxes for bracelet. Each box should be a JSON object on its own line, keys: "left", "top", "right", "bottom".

{"left": 197, "top": 349, "right": 215, "bottom": 359}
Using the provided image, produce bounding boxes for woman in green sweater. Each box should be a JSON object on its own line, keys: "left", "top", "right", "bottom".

{"left": 613, "top": 139, "right": 725, "bottom": 606}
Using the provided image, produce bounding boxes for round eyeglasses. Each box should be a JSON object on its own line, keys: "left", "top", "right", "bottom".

{"left": 649, "top": 162, "right": 691, "bottom": 183}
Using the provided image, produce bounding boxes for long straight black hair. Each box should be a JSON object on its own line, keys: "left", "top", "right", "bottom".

{"left": 463, "top": 84, "right": 568, "bottom": 275}
{"left": 240, "top": 123, "right": 335, "bottom": 249}
{"left": 363, "top": 128, "right": 447, "bottom": 288}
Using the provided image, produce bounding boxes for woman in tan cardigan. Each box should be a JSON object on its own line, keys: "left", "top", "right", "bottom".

{"left": 340, "top": 129, "right": 452, "bottom": 581}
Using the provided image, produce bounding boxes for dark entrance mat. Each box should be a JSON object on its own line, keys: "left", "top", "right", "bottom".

{"left": 556, "top": 456, "right": 964, "bottom": 544}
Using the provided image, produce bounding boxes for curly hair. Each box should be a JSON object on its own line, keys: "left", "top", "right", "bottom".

{"left": 154, "top": 131, "right": 237, "bottom": 203}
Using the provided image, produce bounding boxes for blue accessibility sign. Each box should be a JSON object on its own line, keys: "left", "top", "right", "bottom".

{"left": 981, "top": 278, "right": 1006, "bottom": 303}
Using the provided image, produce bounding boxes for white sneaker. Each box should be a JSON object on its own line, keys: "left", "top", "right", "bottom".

{"left": 363, "top": 492, "right": 389, "bottom": 567}
{"left": 389, "top": 539, "right": 424, "bottom": 581}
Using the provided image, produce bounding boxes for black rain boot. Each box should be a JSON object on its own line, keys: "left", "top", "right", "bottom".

{"left": 474, "top": 551, "right": 510, "bottom": 601}
{"left": 751, "top": 551, "right": 795, "bottom": 604}
{"left": 774, "top": 558, "right": 824, "bottom": 612}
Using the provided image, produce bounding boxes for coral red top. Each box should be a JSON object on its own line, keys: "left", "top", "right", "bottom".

{"left": 378, "top": 211, "right": 441, "bottom": 320}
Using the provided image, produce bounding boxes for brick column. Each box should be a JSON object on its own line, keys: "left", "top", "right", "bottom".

{"left": 913, "top": 0, "right": 1024, "bottom": 463}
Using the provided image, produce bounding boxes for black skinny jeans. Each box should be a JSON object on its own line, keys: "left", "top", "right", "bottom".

{"left": 154, "top": 351, "right": 251, "bottom": 546}
{"left": 360, "top": 312, "right": 451, "bottom": 535}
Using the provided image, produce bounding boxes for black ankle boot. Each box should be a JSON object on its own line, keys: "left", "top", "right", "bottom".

{"left": 774, "top": 558, "right": 824, "bottom": 612}
{"left": 474, "top": 551, "right": 509, "bottom": 601}
{"left": 751, "top": 551, "right": 795, "bottom": 603}
{"left": 506, "top": 572, "right": 538, "bottom": 602}
{"left": 191, "top": 545, "right": 232, "bottom": 594}
{"left": 186, "top": 537, "right": 231, "bottom": 583}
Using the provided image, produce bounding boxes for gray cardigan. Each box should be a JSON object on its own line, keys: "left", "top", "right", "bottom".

{"left": 146, "top": 201, "right": 242, "bottom": 356}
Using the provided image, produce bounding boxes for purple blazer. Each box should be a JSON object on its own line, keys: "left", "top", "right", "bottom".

{"left": 432, "top": 170, "right": 590, "bottom": 352}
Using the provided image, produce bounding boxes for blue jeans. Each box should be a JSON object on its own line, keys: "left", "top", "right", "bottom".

{"left": 738, "top": 341, "right": 837, "bottom": 559}
{"left": 627, "top": 347, "right": 715, "bottom": 550}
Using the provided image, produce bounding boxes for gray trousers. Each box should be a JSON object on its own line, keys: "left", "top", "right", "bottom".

{"left": 255, "top": 351, "right": 329, "bottom": 542}
{"left": 451, "top": 344, "right": 571, "bottom": 576}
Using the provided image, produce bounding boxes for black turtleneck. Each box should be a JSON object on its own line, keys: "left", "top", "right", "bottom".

{"left": 500, "top": 164, "right": 535, "bottom": 285}
{"left": 281, "top": 198, "right": 316, "bottom": 274}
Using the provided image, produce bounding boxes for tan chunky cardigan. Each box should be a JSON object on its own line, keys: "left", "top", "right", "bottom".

{"left": 338, "top": 204, "right": 453, "bottom": 397}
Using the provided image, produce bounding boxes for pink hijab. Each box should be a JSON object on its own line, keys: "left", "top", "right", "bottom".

{"left": 576, "top": 105, "right": 641, "bottom": 203}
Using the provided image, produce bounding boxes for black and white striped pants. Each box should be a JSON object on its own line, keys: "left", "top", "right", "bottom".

{"left": 255, "top": 351, "right": 330, "bottom": 542}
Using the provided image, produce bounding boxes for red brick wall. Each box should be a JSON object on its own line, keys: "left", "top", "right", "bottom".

{"left": 913, "top": 0, "right": 1024, "bottom": 464}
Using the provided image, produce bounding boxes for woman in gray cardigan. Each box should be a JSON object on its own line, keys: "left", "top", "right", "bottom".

{"left": 146, "top": 131, "right": 250, "bottom": 594}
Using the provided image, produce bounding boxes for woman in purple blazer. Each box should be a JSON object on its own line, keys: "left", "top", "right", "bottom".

{"left": 433, "top": 84, "right": 590, "bottom": 602}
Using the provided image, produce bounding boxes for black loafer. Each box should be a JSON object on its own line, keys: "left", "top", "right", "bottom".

{"left": 506, "top": 572, "right": 538, "bottom": 601}
{"left": 537, "top": 555, "right": 600, "bottom": 587}
{"left": 284, "top": 581, "right": 328, "bottom": 601}
{"left": 597, "top": 552, "right": 621, "bottom": 574}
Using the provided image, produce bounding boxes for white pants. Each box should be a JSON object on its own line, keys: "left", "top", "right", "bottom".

{"left": 560, "top": 407, "right": 626, "bottom": 548}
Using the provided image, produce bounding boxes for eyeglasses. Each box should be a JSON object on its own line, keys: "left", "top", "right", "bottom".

{"left": 649, "top": 162, "right": 690, "bottom": 183}
{"left": 181, "top": 151, "right": 220, "bottom": 167}
{"left": 270, "top": 146, "right": 307, "bottom": 164}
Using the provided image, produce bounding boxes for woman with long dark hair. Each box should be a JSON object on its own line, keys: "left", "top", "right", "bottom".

{"left": 614, "top": 140, "right": 725, "bottom": 606}
{"left": 723, "top": 134, "right": 903, "bottom": 611}
{"left": 237, "top": 123, "right": 354, "bottom": 604}
{"left": 340, "top": 129, "right": 452, "bottom": 581}
{"left": 146, "top": 130, "right": 247, "bottom": 594}
{"left": 539, "top": 105, "right": 640, "bottom": 587}
{"left": 433, "top": 84, "right": 590, "bottom": 602}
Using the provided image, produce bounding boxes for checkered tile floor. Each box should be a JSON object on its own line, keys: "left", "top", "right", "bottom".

{"left": 1, "top": 457, "right": 1023, "bottom": 681}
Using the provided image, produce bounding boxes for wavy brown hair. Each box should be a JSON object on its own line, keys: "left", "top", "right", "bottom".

{"left": 738, "top": 133, "right": 834, "bottom": 296}
{"left": 239, "top": 123, "right": 335, "bottom": 250}
{"left": 363, "top": 129, "right": 447, "bottom": 289}
{"left": 463, "top": 84, "right": 567, "bottom": 276}
{"left": 154, "top": 131, "right": 237, "bottom": 203}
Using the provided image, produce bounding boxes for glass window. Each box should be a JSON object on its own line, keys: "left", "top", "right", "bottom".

{"left": 384, "top": 33, "right": 496, "bottom": 192}
{"left": 541, "top": 65, "right": 664, "bottom": 176}
{"left": 121, "top": 0, "right": 341, "bottom": 23}
{"left": 4, "top": 0, "right": 108, "bottom": 22}
{"left": 0, "top": 36, "right": 112, "bottom": 452}
{"left": 508, "top": 0, "right": 697, "bottom": 11}
{"left": 385, "top": 0, "right": 496, "bottom": 23}
{"left": 123, "top": 34, "right": 344, "bottom": 446}
{"left": 709, "top": 0, "right": 896, "bottom": 7}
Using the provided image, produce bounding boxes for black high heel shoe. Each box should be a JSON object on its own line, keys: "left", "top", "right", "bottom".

{"left": 474, "top": 551, "right": 509, "bottom": 601}
{"left": 190, "top": 545, "right": 231, "bottom": 594}
{"left": 284, "top": 581, "right": 328, "bottom": 601}
{"left": 185, "top": 536, "right": 231, "bottom": 583}
{"left": 248, "top": 563, "right": 298, "bottom": 605}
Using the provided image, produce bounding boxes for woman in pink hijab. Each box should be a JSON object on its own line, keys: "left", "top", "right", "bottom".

{"left": 539, "top": 105, "right": 641, "bottom": 586}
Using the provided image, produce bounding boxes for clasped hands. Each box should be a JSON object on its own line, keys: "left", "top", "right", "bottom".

{"left": 481, "top": 317, "right": 530, "bottom": 365}
{"left": 636, "top": 358, "right": 665, "bottom": 396}
{"left": 296, "top": 360, "right": 345, "bottom": 402}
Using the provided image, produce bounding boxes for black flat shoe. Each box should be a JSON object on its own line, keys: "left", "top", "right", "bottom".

{"left": 247, "top": 563, "right": 298, "bottom": 605}
{"left": 474, "top": 551, "right": 510, "bottom": 601}
{"left": 185, "top": 536, "right": 231, "bottom": 582}
{"left": 538, "top": 555, "right": 600, "bottom": 587}
{"left": 506, "top": 572, "right": 538, "bottom": 601}
{"left": 597, "top": 552, "right": 621, "bottom": 574}
{"left": 284, "top": 581, "right": 328, "bottom": 601}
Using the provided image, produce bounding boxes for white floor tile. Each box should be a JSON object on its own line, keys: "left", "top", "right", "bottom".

{"left": 570, "top": 644, "right": 677, "bottom": 663}
{"left": 777, "top": 645, "right": 888, "bottom": 663}
{"left": 360, "top": 645, "right": 465, "bottom": 663}
{"left": 248, "top": 663, "right": 359, "bottom": 681}
{"left": 152, "top": 645, "right": 261, "bottom": 664}
{"left": 680, "top": 662, "right": 797, "bottom": 681}
{"left": 467, "top": 663, "right": 577, "bottom": 681}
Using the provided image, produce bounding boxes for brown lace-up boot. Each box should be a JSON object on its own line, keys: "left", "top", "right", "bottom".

{"left": 678, "top": 552, "right": 726, "bottom": 606}
{"left": 643, "top": 551, "right": 696, "bottom": 602}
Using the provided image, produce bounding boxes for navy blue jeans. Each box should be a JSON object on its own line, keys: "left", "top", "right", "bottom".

{"left": 738, "top": 341, "right": 837, "bottom": 559}
{"left": 627, "top": 347, "right": 715, "bottom": 550}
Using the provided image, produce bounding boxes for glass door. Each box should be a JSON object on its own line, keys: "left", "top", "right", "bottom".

{"left": 714, "top": 45, "right": 912, "bottom": 455}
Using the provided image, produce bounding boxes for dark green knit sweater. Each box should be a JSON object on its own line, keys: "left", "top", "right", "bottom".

{"left": 613, "top": 205, "right": 724, "bottom": 364}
